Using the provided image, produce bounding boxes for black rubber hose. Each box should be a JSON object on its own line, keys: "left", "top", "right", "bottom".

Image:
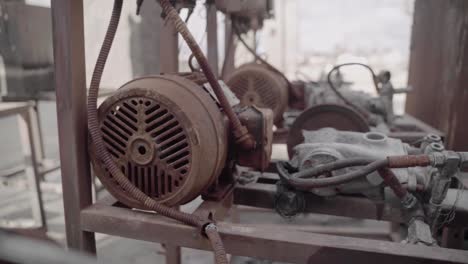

{"left": 157, "top": 0, "right": 254, "bottom": 150}
{"left": 277, "top": 159, "right": 389, "bottom": 189}
{"left": 86, "top": 1, "right": 227, "bottom": 263}
{"left": 278, "top": 155, "right": 432, "bottom": 189}
{"left": 295, "top": 158, "right": 377, "bottom": 179}
{"left": 326, "top": 63, "right": 379, "bottom": 119}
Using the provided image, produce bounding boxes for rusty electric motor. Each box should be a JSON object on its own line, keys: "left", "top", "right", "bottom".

{"left": 91, "top": 74, "right": 273, "bottom": 209}
{"left": 226, "top": 63, "right": 288, "bottom": 125}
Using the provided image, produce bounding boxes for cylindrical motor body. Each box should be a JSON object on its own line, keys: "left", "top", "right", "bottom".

{"left": 226, "top": 63, "right": 288, "bottom": 125}
{"left": 90, "top": 75, "right": 228, "bottom": 209}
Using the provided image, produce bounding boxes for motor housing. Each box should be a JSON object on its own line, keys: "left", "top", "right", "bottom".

{"left": 226, "top": 63, "right": 288, "bottom": 125}
{"left": 90, "top": 75, "right": 228, "bottom": 208}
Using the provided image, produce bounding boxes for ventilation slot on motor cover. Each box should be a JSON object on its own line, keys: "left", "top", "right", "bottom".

{"left": 100, "top": 97, "right": 192, "bottom": 199}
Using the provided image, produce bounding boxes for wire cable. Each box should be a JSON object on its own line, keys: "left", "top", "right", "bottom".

{"left": 326, "top": 62, "right": 380, "bottom": 119}
{"left": 87, "top": 1, "right": 228, "bottom": 263}
{"left": 232, "top": 21, "right": 294, "bottom": 94}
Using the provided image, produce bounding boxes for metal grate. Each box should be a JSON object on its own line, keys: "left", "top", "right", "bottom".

{"left": 101, "top": 97, "right": 191, "bottom": 199}
{"left": 227, "top": 64, "right": 288, "bottom": 124}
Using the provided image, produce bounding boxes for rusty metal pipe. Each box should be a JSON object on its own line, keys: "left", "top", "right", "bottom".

{"left": 387, "top": 155, "right": 432, "bottom": 168}
{"left": 156, "top": 0, "right": 254, "bottom": 150}
{"left": 378, "top": 167, "right": 408, "bottom": 199}
{"left": 86, "top": 1, "right": 227, "bottom": 262}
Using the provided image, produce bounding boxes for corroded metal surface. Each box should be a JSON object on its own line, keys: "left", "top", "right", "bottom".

{"left": 286, "top": 104, "right": 370, "bottom": 157}
{"left": 81, "top": 191, "right": 468, "bottom": 264}
{"left": 227, "top": 63, "right": 288, "bottom": 125}
{"left": 387, "top": 155, "right": 431, "bottom": 168}
{"left": 90, "top": 75, "right": 228, "bottom": 208}
{"left": 236, "top": 105, "right": 273, "bottom": 171}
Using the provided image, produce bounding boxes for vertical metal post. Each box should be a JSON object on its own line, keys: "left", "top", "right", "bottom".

{"left": 441, "top": 227, "right": 465, "bottom": 249}
{"left": 206, "top": 0, "right": 219, "bottom": 77}
{"left": 17, "top": 106, "right": 46, "bottom": 229}
{"left": 51, "top": 0, "right": 96, "bottom": 252}
{"left": 30, "top": 102, "right": 45, "bottom": 168}
{"left": 159, "top": 5, "right": 181, "bottom": 262}
{"left": 160, "top": 17, "right": 179, "bottom": 73}
{"left": 165, "top": 244, "right": 182, "bottom": 264}
{"left": 221, "top": 15, "right": 236, "bottom": 80}
{"left": 165, "top": 204, "right": 182, "bottom": 264}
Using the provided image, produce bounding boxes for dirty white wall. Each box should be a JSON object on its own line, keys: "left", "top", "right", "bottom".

{"left": 27, "top": 0, "right": 414, "bottom": 114}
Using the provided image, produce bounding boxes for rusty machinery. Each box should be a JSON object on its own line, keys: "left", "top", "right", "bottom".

{"left": 275, "top": 128, "right": 468, "bottom": 246}
{"left": 81, "top": 0, "right": 468, "bottom": 263}
{"left": 226, "top": 63, "right": 288, "bottom": 125}
{"left": 223, "top": 23, "right": 442, "bottom": 156}
{"left": 88, "top": 0, "right": 273, "bottom": 262}
{"left": 286, "top": 64, "right": 417, "bottom": 156}
{"left": 90, "top": 73, "right": 273, "bottom": 208}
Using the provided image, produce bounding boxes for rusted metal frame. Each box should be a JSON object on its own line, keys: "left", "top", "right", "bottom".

{"left": 194, "top": 188, "right": 234, "bottom": 221}
{"left": 164, "top": 206, "right": 181, "bottom": 264}
{"left": 237, "top": 173, "right": 468, "bottom": 230}
{"left": 0, "top": 102, "right": 47, "bottom": 228}
{"left": 164, "top": 244, "right": 181, "bottom": 264}
{"left": 251, "top": 223, "right": 393, "bottom": 241}
{"left": 0, "top": 101, "right": 57, "bottom": 180}
{"left": 0, "top": 102, "right": 33, "bottom": 118}
{"left": 30, "top": 102, "right": 46, "bottom": 165}
{"left": 206, "top": 0, "right": 219, "bottom": 77}
{"left": 80, "top": 201, "right": 468, "bottom": 263}
{"left": 235, "top": 178, "right": 468, "bottom": 228}
{"left": 17, "top": 106, "right": 47, "bottom": 229}
{"left": 97, "top": 192, "right": 392, "bottom": 241}
{"left": 441, "top": 227, "right": 466, "bottom": 249}
{"left": 221, "top": 14, "right": 236, "bottom": 80}
{"left": 160, "top": 9, "right": 179, "bottom": 73}
{"left": 163, "top": 191, "right": 233, "bottom": 264}
{"left": 0, "top": 102, "right": 46, "bottom": 228}
{"left": 51, "top": 0, "right": 96, "bottom": 252}
{"left": 235, "top": 182, "right": 403, "bottom": 223}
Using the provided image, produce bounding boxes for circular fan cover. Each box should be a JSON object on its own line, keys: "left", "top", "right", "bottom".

{"left": 90, "top": 76, "right": 228, "bottom": 208}
{"left": 227, "top": 64, "right": 288, "bottom": 124}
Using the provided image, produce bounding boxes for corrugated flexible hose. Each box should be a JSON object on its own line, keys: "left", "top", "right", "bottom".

{"left": 156, "top": 0, "right": 254, "bottom": 150}
{"left": 87, "top": 0, "right": 228, "bottom": 263}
